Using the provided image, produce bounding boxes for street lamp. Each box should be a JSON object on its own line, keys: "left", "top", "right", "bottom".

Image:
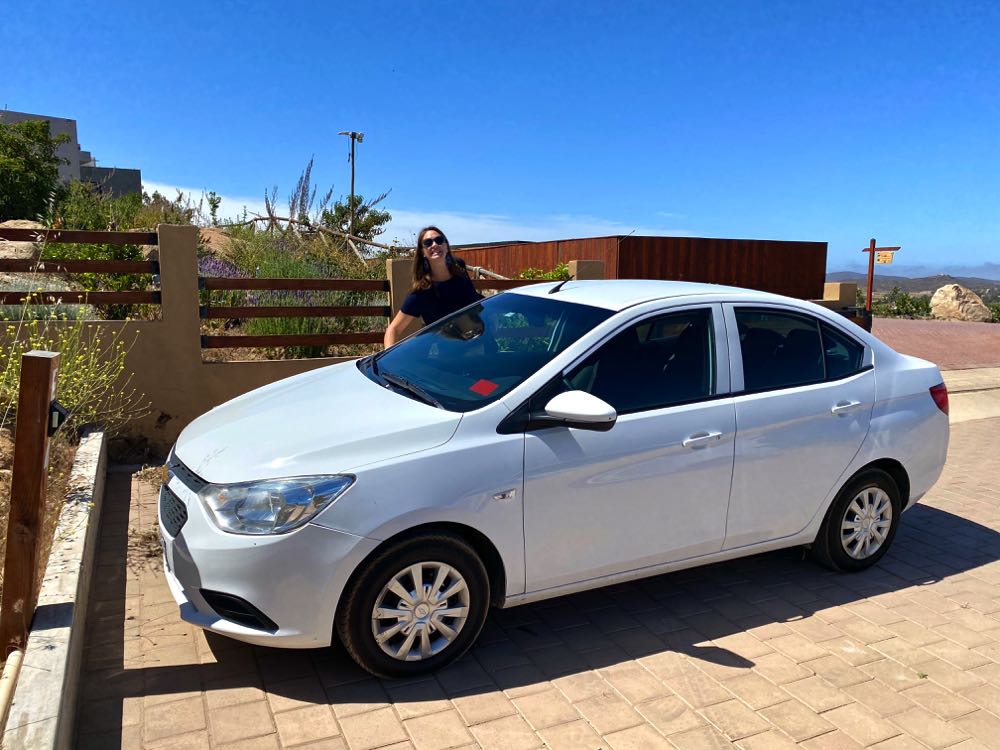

{"left": 338, "top": 131, "right": 364, "bottom": 237}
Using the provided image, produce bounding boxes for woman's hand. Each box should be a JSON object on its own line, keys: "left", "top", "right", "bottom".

{"left": 384, "top": 311, "right": 419, "bottom": 348}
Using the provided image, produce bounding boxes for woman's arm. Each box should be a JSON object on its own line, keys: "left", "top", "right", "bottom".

{"left": 384, "top": 310, "right": 419, "bottom": 348}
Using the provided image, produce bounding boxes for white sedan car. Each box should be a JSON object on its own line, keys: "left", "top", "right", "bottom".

{"left": 159, "top": 280, "right": 949, "bottom": 677}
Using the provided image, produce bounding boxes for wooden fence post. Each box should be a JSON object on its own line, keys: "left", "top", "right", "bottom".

{"left": 0, "top": 351, "right": 60, "bottom": 656}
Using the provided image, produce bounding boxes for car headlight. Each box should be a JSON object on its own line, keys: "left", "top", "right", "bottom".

{"left": 198, "top": 475, "right": 354, "bottom": 535}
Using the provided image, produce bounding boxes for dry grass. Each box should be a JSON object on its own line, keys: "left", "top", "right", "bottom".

{"left": 0, "top": 428, "right": 77, "bottom": 598}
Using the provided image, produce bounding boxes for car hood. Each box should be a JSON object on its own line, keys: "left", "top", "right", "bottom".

{"left": 174, "top": 361, "right": 462, "bottom": 484}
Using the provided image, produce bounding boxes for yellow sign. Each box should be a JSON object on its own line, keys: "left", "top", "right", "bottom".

{"left": 875, "top": 251, "right": 895, "bottom": 265}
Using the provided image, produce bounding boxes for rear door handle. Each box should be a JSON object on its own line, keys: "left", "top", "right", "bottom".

{"left": 682, "top": 431, "right": 723, "bottom": 448}
{"left": 831, "top": 400, "right": 863, "bottom": 415}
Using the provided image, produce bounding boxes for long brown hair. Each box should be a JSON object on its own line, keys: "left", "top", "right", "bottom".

{"left": 411, "top": 226, "right": 468, "bottom": 291}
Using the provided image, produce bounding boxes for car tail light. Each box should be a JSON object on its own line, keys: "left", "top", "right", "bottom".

{"left": 929, "top": 383, "right": 949, "bottom": 415}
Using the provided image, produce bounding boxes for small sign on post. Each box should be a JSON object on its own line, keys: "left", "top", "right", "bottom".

{"left": 0, "top": 351, "right": 60, "bottom": 657}
{"left": 862, "top": 240, "right": 902, "bottom": 311}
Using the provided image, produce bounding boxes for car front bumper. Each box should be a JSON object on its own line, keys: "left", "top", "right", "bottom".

{"left": 158, "top": 478, "right": 378, "bottom": 649}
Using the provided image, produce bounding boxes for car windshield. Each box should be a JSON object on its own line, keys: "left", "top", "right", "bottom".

{"left": 361, "top": 292, "right": 613, "bottom": 412}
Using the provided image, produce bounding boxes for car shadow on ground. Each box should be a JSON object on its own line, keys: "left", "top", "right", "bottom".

{"left": 77, "top": 487, "right": 1000, "bottom": 745}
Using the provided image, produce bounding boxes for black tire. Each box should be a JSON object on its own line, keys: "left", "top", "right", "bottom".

{"left": 811, "top": 468, "right": 902, "bottom": 572}
{"left": 335, "top": 532, "right": 490, "bottom": 678}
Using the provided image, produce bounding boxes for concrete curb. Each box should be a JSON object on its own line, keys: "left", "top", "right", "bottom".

{"left": 2, "top": 429, "right": 106, "bottom": 750}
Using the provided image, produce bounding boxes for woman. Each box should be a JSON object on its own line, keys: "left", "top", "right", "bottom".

{"left": 383, "top": 226, "right": 482, "bottom": 347}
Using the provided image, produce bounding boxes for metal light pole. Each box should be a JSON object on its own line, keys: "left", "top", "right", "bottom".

{"left": 338, "top": 131, "right": 364, "bottom": 237}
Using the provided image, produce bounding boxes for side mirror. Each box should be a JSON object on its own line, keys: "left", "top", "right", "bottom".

{"left": 539, "top": 391, "right": 617, "bottom": 431}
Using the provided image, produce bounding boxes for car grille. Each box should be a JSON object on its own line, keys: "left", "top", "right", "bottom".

{"left": 160, "top": 485, "right": 188, "bottom": 537}
{"left": 167, "top": 454, "right": 208, "bottom": 493}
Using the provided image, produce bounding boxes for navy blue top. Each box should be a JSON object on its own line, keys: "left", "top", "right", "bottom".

{"left": 401, "top": 268, "right": 482, "bottom": 325}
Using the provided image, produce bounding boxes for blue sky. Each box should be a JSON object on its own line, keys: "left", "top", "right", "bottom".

{"left": 5, "top": 1, "right": 1000, "bottom": 275}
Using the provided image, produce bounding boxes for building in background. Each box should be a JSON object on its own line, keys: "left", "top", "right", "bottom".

{"left": 0, "top": 109, "right": 142, "bottom": 197}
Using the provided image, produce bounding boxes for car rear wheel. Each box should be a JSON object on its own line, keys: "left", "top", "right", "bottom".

{"left": 336, "top": 532, "right": 490, "bottom": 678}
{"left": 812, "top": 468, "right": 901, "bottom": 572}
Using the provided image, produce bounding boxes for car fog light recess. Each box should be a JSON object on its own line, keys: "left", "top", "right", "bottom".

{"left": 198, "top": 475, "right": 354, "bottom": 535}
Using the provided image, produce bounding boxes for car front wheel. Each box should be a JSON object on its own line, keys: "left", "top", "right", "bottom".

{"left": 812, "top": 468, "right": 902, "bottom": 572}
{"left": 336, "top": 532, "right": 490, "bottom": 678}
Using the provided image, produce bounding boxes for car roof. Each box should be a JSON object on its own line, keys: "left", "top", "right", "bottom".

{"left": 507, "top": 279, "right": 792, "bottom": 311}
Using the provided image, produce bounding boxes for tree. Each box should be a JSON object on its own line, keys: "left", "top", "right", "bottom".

{"left": 320, "top": 193, "right": 392, "bottom": 242}
{"left": 0, "top": 119, "right": 69, "bottom": 222}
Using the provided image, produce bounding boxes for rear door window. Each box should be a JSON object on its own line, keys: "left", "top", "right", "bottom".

{"left": 821, "top": 322, "right": 865, "bottom": 379}
{"left": 735, "top": 309, "right": 825, "bottom": 392}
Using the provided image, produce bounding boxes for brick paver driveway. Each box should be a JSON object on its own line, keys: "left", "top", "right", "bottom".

{"left": 78, "top": 418, "right": 1000, "bottom": 749}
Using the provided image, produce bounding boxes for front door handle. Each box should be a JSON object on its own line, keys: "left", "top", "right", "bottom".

{"left": 831, "top": 400, "right": 863, "bottom": 415}
{"left": 682, "top": 431, "right": 723, "bottom": 448}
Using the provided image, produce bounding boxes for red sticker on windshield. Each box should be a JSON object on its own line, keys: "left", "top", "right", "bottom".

{"left": 469, "top": 379, "right": 499, "bottom": 396}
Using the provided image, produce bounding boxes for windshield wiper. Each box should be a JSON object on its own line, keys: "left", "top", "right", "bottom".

{"left": 381, "top": 372, "right": 444, "bottom": 409}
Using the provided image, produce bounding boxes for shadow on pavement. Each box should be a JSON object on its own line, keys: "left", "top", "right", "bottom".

{"left": 76, "top": 476, "right": 1000, "bottom": 745}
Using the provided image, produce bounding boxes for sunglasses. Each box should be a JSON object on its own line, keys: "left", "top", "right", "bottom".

{"left": 422, "top": 236, "right": 447, "bottom": 248}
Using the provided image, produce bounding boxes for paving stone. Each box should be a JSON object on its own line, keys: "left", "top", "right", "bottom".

{"left": 327, "top": 679, "right": 391, "bottom": 719}
{"left": 510, "top": 688, "right": 579, "bottom": 730}
{"left": 783, "top": 675, "right": 853, "bottom": 712}
{"left": 903, "top": 681, "right": 978, "bottom": 719}
{"left": 636, "top": 695, "right": 706, "bottom": 736}
{"left": 208, "top": 699, "right": 275, "bottom": 746}
{"left": 667, "top": 724, "right": 735, "bottom": 749}
{"left": 550, "top": 670, "right": 609, "bottom": 703}
{"left": 604, "top": 723, "right": 673, "bottom": 749}
{"left": 752, "top": 652, "right": 813, "bottom": 684}
{"left": 844, "top": 678, "right": 918, "bottom": 717}
{"left": 860, "top": 659, "right": 928, "bottom": 690}
{"left": 404, "top": 709, "right": 474, "bottom": 750}
{"left": 768, "top": 633, "right": 833, "bottom": 664}
{"left": 737, "top": 729, "right": 802, "bottom": 749}
{"left": 869, "top": 736, "right": 930, "bottom": 750}
{"left": 216, "top": 735, "right": 281, "bottom": 750}
{"left": 142, "top": 696, "right": 206, "bottom": 743}
{"left": 598, "top": 661, "right": 667, "bottom": 704}
{"left": 273, "top": 705, "right": 340, "bottom": 746}
{"left": 536, "top": 719, "right": 605, "bottom": 750}
{"left": 468, "top": 715, "right": 541, "bottom": 750}
{"left": 664, "top": 668, "right": 733, "bottom": 707}
{"left": 698, "top": 698, "right": 772, "bottom": 741}
{"left": 889, "top": 706, "right": 969, "bottom": 749}
{"left": 339, "top": 706, "right": 408, "bottom": 750}
{"left": 823, "top": 703, "right": 902, "bottom": 746}
{"left": 265, "top": 673, "right": 328, "bottom": 714}
{"left": 723, "top": 672, "right": 790, "bottom": 710}
{"left": 451, "top": 690, "right": 518, "bottom": 725}
{"left": 760, "top": 698, "right": 834, "bottom": 741}
{"left": 801, "top": 729, "right": 864, "bottom": 750}
{"left": 384, "top": 679, "right": 452, "bottom": 720}
{"left": 573, "top": 691, "right": 644, "bottom": 734}
{"left": 204, "top": 673, "right": 267, "bottom": 710}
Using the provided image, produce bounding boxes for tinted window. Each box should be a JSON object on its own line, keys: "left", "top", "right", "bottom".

{"left": 556, "top": 308, "right": 715, "bottom": 414}
{"left": 736, "top": 309, "right": 824, "bottom": 391}
{"left": 364, "top": 293, "right": 613, "bottom": 412}
{"left": 822, "top": 322, "right": 865, "bottom": 379}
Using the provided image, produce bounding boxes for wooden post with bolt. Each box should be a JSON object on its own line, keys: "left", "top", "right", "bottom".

{"left": 0, "top": 351, "right": 60, "bottom": 656}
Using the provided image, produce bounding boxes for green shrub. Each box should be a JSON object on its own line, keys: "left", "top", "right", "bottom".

{"left": 516, "top": 263, "right": 571, "bottom": 281}
{"left": 990, "top": 302, "right": 1000, "bottom": 323}
{"left": 214, "top": 225, "right": 387, "bottom": 358}
{"left": 1, "top": 312, "right": 149, "bottom": 437}
{"left": 871, "top": 287, "right": 931, "bottom": 318}
{"left": 39, "top": 183, "right": 171, "bottom": 319}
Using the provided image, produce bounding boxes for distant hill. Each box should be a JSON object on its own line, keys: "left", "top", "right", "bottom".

{"left": 827, "top": 271, "right": 1000, "bottom": 299}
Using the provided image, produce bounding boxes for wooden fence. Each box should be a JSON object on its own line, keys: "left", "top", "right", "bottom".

{"left": 0, "top": 227, "right": 539, "bottom": 352}
{"left": 0, "top": 229, "right": 160, "bottom": 309}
